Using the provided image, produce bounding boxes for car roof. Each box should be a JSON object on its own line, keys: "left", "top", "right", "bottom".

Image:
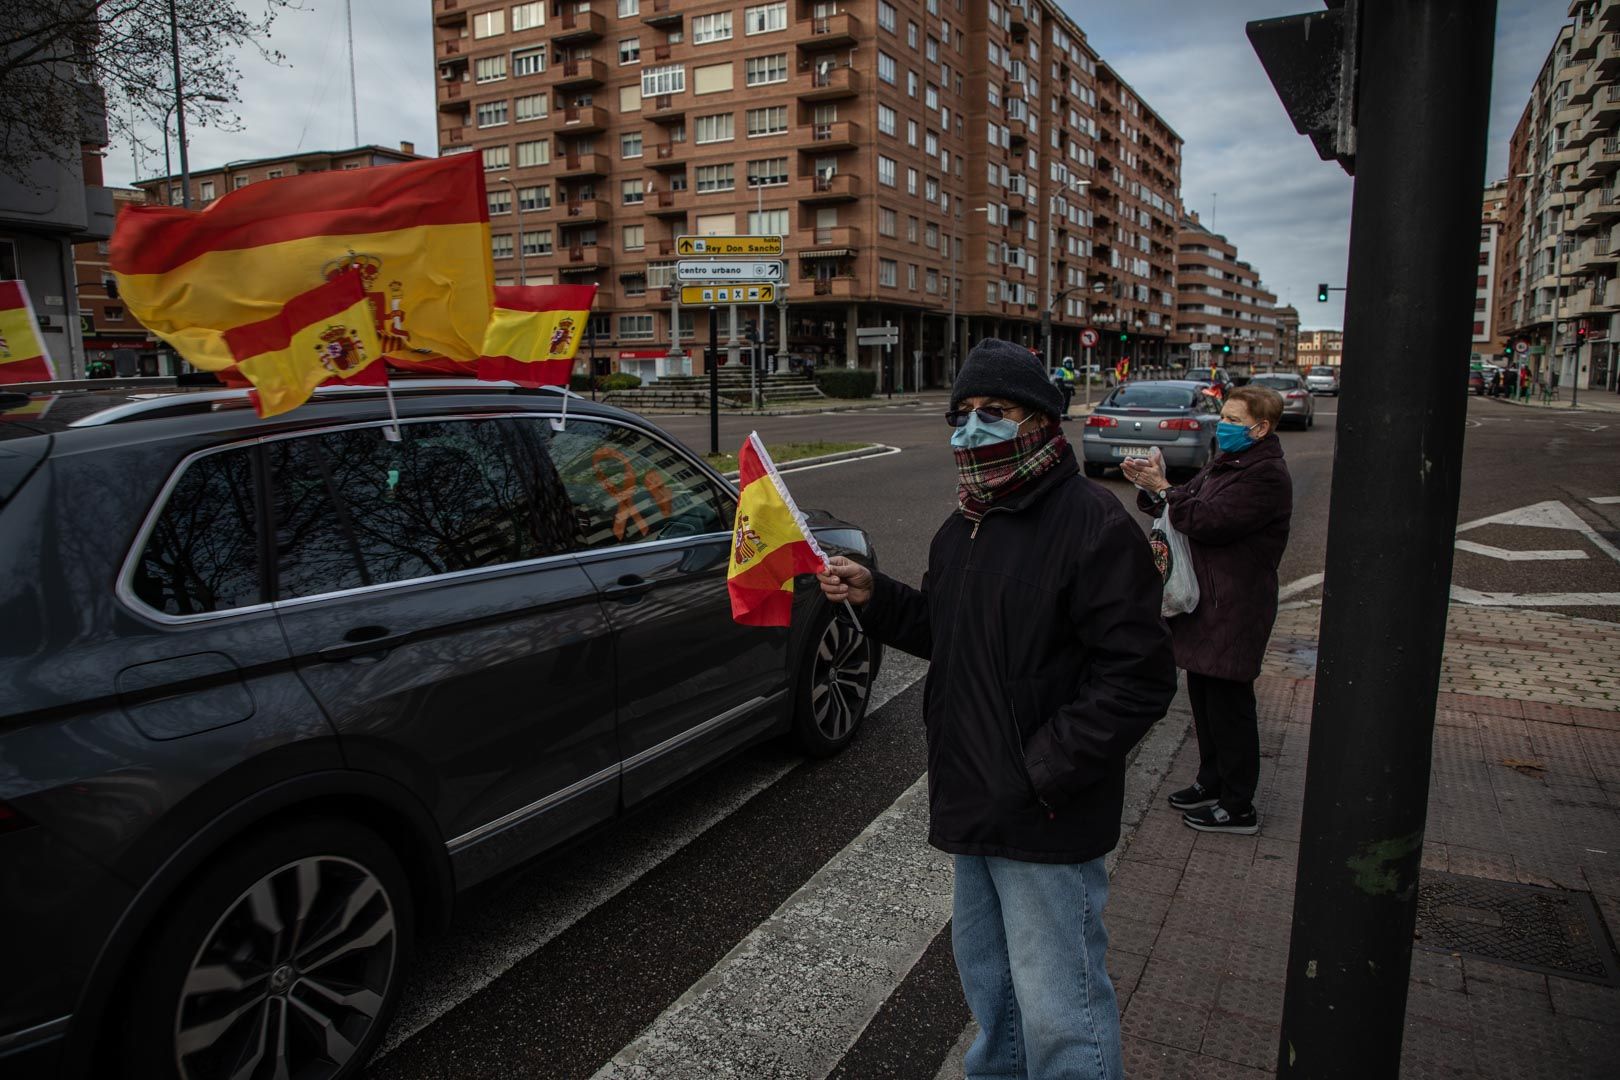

{"left": 1111, "top": 379, "right": 1207, "bottom": 390}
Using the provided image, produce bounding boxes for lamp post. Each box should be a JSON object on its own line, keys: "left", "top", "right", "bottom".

{"left": 159, "top": 92, "right": 227, "bottom": 206}
{"left": 496, "top": 176, "right": 525, "bottom": 283}
{"left": 966, "top": 205, "right": 992, "bottom": 365}
{"left": 1042, "top": 177, "right": 1092, "bottom": 371}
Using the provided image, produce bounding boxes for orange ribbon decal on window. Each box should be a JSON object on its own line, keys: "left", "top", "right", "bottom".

{"left": 593, "top": 446, "right": 652, "bottom": 541}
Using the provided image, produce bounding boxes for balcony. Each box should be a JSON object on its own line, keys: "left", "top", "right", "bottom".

{"left": 436, "top": 37, "right": 465, "bottom": 59}
{"left": 1590, "top": 134, "right": 1620, "bottom": 177}
{"left": 563, "top": 245, "right": 612, "bottom": 272}
{"left": 1555, "top": 140, "right": 1584, "bottom": 168}
{"left": 1593, "top": 185, "right": 1620, "bottom": 222}
{"left": 804, "top": 225, "right": 862, "bottom": 249}
{"left": 1596, "top": 31, "right": 1620, "bottom": 75}
{"left": 558, "top": 104, "right": 610, "bottom": 133}
{"left": 653, "top": 43, "right": 672, "bottom": 61}
{"left": 1575, "top": 232, "right": 1616, "bottom": 269}
{"left": 808, "top": 276, "right": 859, "bottom": 299}
{"left": 1008, "top": 115, "right": 1031, "bottom": 145}
{"left": 555, "top": 57, "right": 607, "bottom": 89}
{"left": 797, "top": 12, "right": 860, "bottom": 49}
{"left": 799, "top": 120, "right": 862, "bottom": 151}
{"left": 1576, "top": 15, "right": 1605, "bottom": 60}
{"left": 646, "top": 94, "right": 686, "bottom": 123}
{"left": 649, "top": 189, "right": 691, "bottom": 216}
{"left": 1605, "top": 276, "right": 1620, "bottom": 308}
{"left": 641, "top": 0, "right": 682, "bottom": 27}
{"left": 553, "top": 8, "right": 606, "bottom": 43}
{"left": 802, "top": 172, "right": 861, "bottom": 202}
{"left": 434, "top": 0, "right": 466, "bottom": 26}
{"left": 1571, "top": 62, "right": 1598, "bottom": 104}
{"left": 557, "top": 152, "right": 609, "bottom": 177}
{"left": 649, "top": 142, "right": 686, "bottom": 170}
{"left": 1592, "top": 83, "right": 1620, "bottom": 125}
{"left": 799, "top": 64, "right": 861, "bottom": 101}
{"left": 561, "top": 198, "right": 611, "bottom": 224}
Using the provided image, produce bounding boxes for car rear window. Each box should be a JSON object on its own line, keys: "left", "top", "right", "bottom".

{"left": 1252, "top": 376, "right": 1302, "bottom": 389}
{"left": 1310, "top": 367, "right": 1337, "bottom": 376}
{"left": 1106, "top": 385, "right": 1198, "bottom": 409}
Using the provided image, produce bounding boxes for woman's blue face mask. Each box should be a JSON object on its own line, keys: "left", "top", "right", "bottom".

{"left": 1216, "top": 419, "right": 1260, "bottom": 453}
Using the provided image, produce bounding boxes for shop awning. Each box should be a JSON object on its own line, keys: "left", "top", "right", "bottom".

{"left": 799, "top": 248, "right": 852, "bottom": 259}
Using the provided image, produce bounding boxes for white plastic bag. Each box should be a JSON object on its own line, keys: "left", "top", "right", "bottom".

{"left": 1150, "top": 511, "right": 1200, "bottom": 618}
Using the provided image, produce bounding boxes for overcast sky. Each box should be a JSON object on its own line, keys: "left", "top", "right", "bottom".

{"left": 105, "top": 1, "right": 1570, "bottom": 332}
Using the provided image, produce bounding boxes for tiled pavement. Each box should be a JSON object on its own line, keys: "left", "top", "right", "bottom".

{"left": 1109, "top": 604, "right": 1620, "bottom": 1078}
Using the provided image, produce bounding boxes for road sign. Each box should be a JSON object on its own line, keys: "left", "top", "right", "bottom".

{"left": 1514, "top": 339, "right": 1529, "bottom": 355}
{"left": 1079, "top": 328, "right": 1100, "bottom": 348}
{"left": 1188, "top": 342, "right": 1212, "bottom": 352}
{"left": 679, "top": 284, "right": 776, "bottom": 305}
{"left": 856, "top": 324, "right": 899, "bottom": 346}
{"left": 675, "top": 260, "right": 785, "bottom": 282}
{"left": 675, "top": 235, "right": 784, "bottom": 257}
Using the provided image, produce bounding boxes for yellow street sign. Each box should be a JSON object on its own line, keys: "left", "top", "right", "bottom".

{"left": 674, "top": 235, "right": 784, "bottom": 257}
{"left": 680, "top": 284, "right": 776, "bottom": 305}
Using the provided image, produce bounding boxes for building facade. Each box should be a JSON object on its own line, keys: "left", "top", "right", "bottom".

{"left": 430, "top": 0, "right": 1181, "bottom": 384}
{"left": 1170, "top": 210, "right": 1278, "bottom": 374}
{"left": 135, "top": 143, "right": 424, "bottom": 208}
{"left": 73, "top": 187, "right": 162, "bottom": 374}
{"left": 1496, "top": 7, "right": 1620, "bottom": 396}
{"left": 1273, "top": 304, "right": 1300, "bottom": 371}
{"left": 1474, "top": 177, "right": 1509, "bottom": 363}
{"left": 1297, "top": 328, "right": 1342, "bottom": 370}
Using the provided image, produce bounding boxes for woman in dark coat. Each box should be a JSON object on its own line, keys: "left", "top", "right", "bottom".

{"left": 1122, "top": 384, "right": 1293, "bottom": 834}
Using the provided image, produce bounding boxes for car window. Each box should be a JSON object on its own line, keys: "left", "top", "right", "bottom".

{"left": 1107, "top": 385, "right": 1198, "bottom": 409}
{"left": 1310, "top": 367, "right": 1336, "bottom": 376}
{"left": 130, "top": 447, "right": 263, "bottom": 615}
{"left": 1253, "top": 376, "right": 1300, "bottom": 389}
{"left": 546, "top": 420, "right": 734, "bottom": 549}
{"left": 269, "top": 418, "right": 579, "bottom": 599}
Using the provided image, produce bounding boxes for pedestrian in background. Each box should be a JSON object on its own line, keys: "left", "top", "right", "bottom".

{"left": 1055, "top": 356, "right": 1077, "bottom": 419}
{"left": 1122, "top": 385, "right": 1293, "bottom": 835}
{"left": 817, "top": 338, "right": 1175, "bottom": 1079}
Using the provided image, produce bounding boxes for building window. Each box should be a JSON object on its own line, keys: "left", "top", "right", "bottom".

{"left": 907, "top": 215, "right": 919, "bottom": 242}
{"left": 877, "top": 104, "right": 896, "bottom": 136}
{"left": 483, "top": 145, "right": 511, "bottom": 171}
{"left": 747, "top": 157, "right": 789, "bottom": 187}
{"left": 907, "top": 264, "right": 918, "bottom": 290}
{"left": 511, "top": 2, "right": 544, "bottom": 31}
{"left": 522, "top": 228, "right": 553, "bottom": 256}
{"left": 745, "top": 2, "right": 787, "bottom": 34}
{"left": 517, "top": 184, "right": 550, "bottom": 211}
{"left": 878, "top": 1, "right": 897, "bottom": 32}
{"left": 878, "top": 155, "right": 896, "bottom": 187}
{"left": 623, "top": 275, "right": 647, "bottom": 297}
{"left": 619, "top": 37, "right": 640, "bottom": 64}
{"left": 232, "top": 176, "right": 248, "bottom": 190}
{"left": 474, "top": 10, "right": 505, "bottom": 38}
{"left": 514, "top": 92, "right": 548, "bottom": 121}
{"left": 619, "top": 314, "right": 655, "bottom": 340}
{"left": 477, "top": 100, "right": 509, "bottom": 127}
{"left": 696, "top": 164, "right": 735, "bottom": 192}
{"left": 878, "top": 52, "right": 897, "bottom": 85}
{"left": 104, "top": 305, "right": 125, "bottom": 321}
{"left": 621, "top": 178, "right": 645, "bottom": 205}
{"left": 879, "top": 259, "right": 898, "bottom": 287}
{"left": 692, "top": 12, "right": 733, "bottom": 45}
{"left": 748, "top": 208, "right": 789, "bottom": 235}
{"left": 641, "top": 63, "right": 685, "bottom": 97}
{"left": 878, "top": 207, "right": 896, "bottom": 237}
{"left": 476, "top": 55, "right": 508, "bottom": 83}
{"left": 199, "top": 180, "right": 215, "bottom": 201}
{"left": 618, "top": 0, "right": 639, "bottom": 15}
{"left": 515, "top": 138, "right": 549, "bottom": 167}
{"left": 493, "top": 233, "right": 515, "bottom": 260}
{"left": 623, "top": 224, "right": 646, "bottom": 250}
{"left": 747, "top": 106, "right": 787, "bottom": 136}
{"left": 266, "top": 168, "right": 284, "bottom": 179}
{"left": 745, "top": 54, "right": 788, "bottom": 87}
{"left": 488, "top": 189, "right": 513, "bottom": 216}
{"left": 907, "top": 119, "right": 918, "bottom": 146}
{"left": 695, "top": 113, "right": 734, "bottom": 143}
{"left": 621, "top": 130, "right": 643, "bottom": 158}
{"left": 512, "top": 47, "right": 546, "bottom": 78}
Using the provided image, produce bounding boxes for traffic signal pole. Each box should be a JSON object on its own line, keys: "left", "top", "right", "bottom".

{"left": 1260, "top": 2, "right": 1497, "bottom": 1076}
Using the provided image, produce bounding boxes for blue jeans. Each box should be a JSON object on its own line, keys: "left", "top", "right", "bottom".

{"left": 952, "top": 854, "right": 1122, "bottom": 1080}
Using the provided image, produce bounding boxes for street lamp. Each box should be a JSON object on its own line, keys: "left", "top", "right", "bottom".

{"left": 496, "top": 175, "right": 525, "bottom": 284}
{"left": 159, "top": 92, "right": 227, "bottom": 206}
{"left": 1042, "top": 178, "right": 1092, "bottom": 372}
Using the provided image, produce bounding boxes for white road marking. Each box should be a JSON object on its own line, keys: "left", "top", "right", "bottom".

{"left": 377, "top": 656, "right": 931, "bottom": 1057}
{"left": 777, "top": 444, "right": 904, "bottom": 474}
{"left": 1592, "top": 496, "right": 1620, "bottom": 505}
{"left": 1278, "top": 573, "right": 1325, "bottom": 600}
{"left": 1454, "top": 499, "right": 1620, "bottom": 565}
{"left": 1450, "top": 586, "right": 1620, "bottom": 607}
{"left": 1453, "top": 539, "right": 1589, "bottom": 561}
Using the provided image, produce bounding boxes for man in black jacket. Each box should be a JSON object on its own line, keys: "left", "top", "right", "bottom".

{"left": 818, "top": 338, "right": 1175, "bottom": 1080}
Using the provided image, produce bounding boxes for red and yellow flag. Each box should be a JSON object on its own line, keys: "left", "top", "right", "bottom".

{"left": 110, "top": 154, "right": 494, "bottom": 373}
{"left": 478, "top": 284, "right": 596, "bottom": 386}
{"left": 727, "top": 433, "right": 829, "bottom": 627}
{"left": 222, "top": 270, "right": 384, "bottom": 417}
{"left": 0, "top": 281, "right": 57, "bottom": 384}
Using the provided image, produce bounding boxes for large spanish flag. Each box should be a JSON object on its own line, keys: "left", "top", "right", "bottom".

{"left": 222, "top": 270, "right": 384, "bottom": 418}
{"left": 727, "top": 433, "right": 829, "bottom": 627}
{"left": 110, "top": 154, "right": 493, "bottom": 372}
{"left": 478, "top": 284, "right": 596, "bottom": 386}
{"left": 0, "top": 281, "right": 57, "bottom": 384}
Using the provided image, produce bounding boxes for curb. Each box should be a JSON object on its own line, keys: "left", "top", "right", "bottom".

{"left": 718, "top": 443, "right": 897, "bottom": 481}
{"left": 1484, "top": 394, "right": 1620, "bottom": 415}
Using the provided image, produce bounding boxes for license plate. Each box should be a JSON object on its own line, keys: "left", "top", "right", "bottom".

{"left": 1112, "top": 445, "right": 1153, "bottom": 458}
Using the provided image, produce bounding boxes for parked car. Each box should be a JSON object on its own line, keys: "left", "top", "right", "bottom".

{"left": 1180, "top": 365, "right": 1234, "bottom": 398}
{"left": 1080, "top": 380, "right": 1222, "bottom": 478}
{"left": 0, "top": 380, "right": 880, "bottom": 1080}
{"left": 1305, "top": 365, "right": 1341, "bottom": 395}
{"left": 1249, "top": 373, "right": 1316, "bottom": 429}
{"left": 1467, "top": 367, "right": 1486, "bottom": 395}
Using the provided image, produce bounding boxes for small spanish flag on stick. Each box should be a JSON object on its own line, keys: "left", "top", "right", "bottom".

{"left": 222, "top": 270, "right": 384, "bottom": 418}
{"left": 478, "top": 284, "right": 596, "bottom": 386}
{"left": 0, "top": 281, "right": 57, "bottom": 385}
{"left": 727, "top": 433, "right": 833, "bottom": 627}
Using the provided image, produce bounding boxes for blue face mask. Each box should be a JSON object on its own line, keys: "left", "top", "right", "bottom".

{"left": 951, "top": 410, "right": 1023, "bottom": 449}
{"left": 1216, "top": 420, "right": 1259, "bottom": 454}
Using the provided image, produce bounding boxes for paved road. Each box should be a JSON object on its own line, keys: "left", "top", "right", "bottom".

{"left": 363, "top": 393, "right": 1620, "bottom": 1079}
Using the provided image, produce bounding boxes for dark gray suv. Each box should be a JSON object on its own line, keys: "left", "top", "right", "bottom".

{"left": 0, "top": 381, "right": 879, "bottom": 1080}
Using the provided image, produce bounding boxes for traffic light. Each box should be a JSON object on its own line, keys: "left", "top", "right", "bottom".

{"left": 104, "top": 278, "right": 119, "bottom": 300}
{"left": 1577, "top": 322, "right": 1589, "bottom": 342}
{"left": 743, "top": 318, "right": 760, "bottom": 344}
{"left": 1119, "top": 331, "right": 1130, "bottom": 343}
{"left": 1317, "top": 283, "right": 1330, "bottom": 302}
{"left": 1221, "top": 342, "right": 1232, "bottom": 354}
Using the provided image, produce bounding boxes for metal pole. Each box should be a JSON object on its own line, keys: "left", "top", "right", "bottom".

{"left": 345, "top": 0, "right": 360, "bottom": 146}
{"left": 1042, "top": 192, "right": 1056, "bottom": 369}
{"left": 1550, "top": 171, "right": 1564, "bottom": 406}
{"left": 1277, "top": 3, "right": 1496, "bottom": 1077}
{"left": 169, "top": 0, "right": 191, "bottom": 209}
{"left": 1084, "top": 344, "right": 1092, "bottom": 411}
{"left": 588, "top": 320, "right": 597, "bottom": 401}
{"left": 501, "top": 178, "right": 526, "bottom": 285}
{"left": 948, "top": 231, "right": 958, "bottom": 382}
{"left": 708, "top": 306, "right": 720, "bottom": 456}
{"left": 776, "top": 285, "right": 789, "bottom": 374}
{"left": 162, "top": 105, "right": 173, "bottom": 206}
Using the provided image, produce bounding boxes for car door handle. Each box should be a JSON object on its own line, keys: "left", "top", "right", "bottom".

{"left": 318, "top": 625, "right": 407, "bottom": 663}
{"left": 601, "top": 574, "right": 656, "bottom": 602}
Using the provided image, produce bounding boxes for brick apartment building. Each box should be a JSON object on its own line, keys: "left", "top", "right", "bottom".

{"left": 431, "top": 0, "right": 1181, "bottom": 384}
{"left": 1170, "top": 209, "right": 1279, "bottom": 374}
{"left": 1274, "top": 304, "right": 1300, "bottom": 370}
{"left": 1297, "top": 328, "right": 1342, "bottom": 370}
{"left": 1475, "top": 177, "right": 1509, "bottom": 364}
{"left": 74, "top": 187, "right": 163, "bottom": 374}
{"left": 136, "top": 143, "right": 424, "bottom": 207}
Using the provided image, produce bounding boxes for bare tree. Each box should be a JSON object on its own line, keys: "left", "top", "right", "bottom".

{"left": 0, "top": 0, "right": 295, "bottom": 187}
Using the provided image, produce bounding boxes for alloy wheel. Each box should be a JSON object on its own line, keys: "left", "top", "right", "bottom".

{"left": 174, "top": 855, "right": 397, "bottom": 1080}
{"left": 810, "top": 612, "right": 873, "bottom": 741}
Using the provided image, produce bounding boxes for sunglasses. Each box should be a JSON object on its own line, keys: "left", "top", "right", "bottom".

{"left": 945, "top": 405, "right": 1026, "bottom": 428}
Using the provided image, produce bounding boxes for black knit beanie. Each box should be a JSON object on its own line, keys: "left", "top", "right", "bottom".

{"left": 951, "top": 338, "right": 1065, "bottom": 418}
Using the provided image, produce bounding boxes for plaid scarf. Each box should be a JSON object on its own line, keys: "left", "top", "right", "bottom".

{"left": 955, "top": 424, "right": 1069, "bottom": 523}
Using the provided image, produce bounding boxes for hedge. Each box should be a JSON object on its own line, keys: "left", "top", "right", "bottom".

{"left": 814, "top": 369, "right": 877, "bottom": 399}
{"left": 568, "top": 372, "right": 643, "bottom": 392}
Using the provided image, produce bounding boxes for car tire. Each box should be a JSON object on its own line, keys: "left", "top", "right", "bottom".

{"left": 1307, "top": 413, "right": 1315, "bottom": 429}
{"left": 119, "top": 817, "right": 413, "bottom": 1080}
{"left": 1082, "top": 461, "right": 1106, "bottom": 478}
{"left": 792, "top": 599, "right": 880, "bottom": 757}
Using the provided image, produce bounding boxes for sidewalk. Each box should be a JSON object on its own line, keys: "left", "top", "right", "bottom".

{"left": 1488, "top": 391, "right": 1620, "bottom": 414}
{"left": 1109, "top": 602, "right": 1620, "bottom": 1078}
